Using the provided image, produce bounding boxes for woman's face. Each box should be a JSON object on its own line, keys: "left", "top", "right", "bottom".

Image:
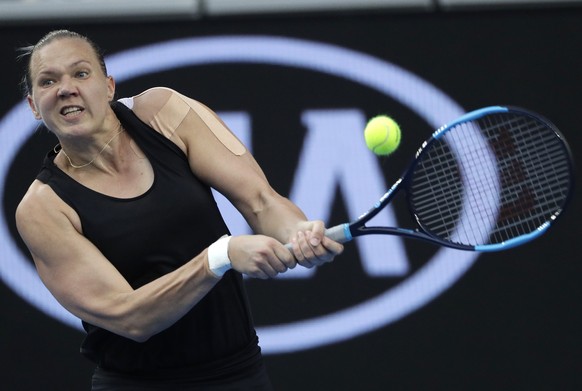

{"left": 26, "top": 37, "right": 115, "bottom": 138}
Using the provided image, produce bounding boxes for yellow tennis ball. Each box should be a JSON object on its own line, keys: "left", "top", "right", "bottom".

{"left": 364, "top": 115, "right": 401, "bottom": 156}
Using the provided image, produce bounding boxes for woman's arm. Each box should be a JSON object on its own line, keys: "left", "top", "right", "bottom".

{"left": 132, "top": 88, "right": 343, "bottom": 270}
{"left": 16, "top": 182, "right": 221, "bottom": 342}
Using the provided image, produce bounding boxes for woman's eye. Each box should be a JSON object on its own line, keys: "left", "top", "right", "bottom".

{"left": 77, "top": 71, "right": 89, "bottom": 78}
{"left": 40, "top": 79, "right": 54, "bottom": 87}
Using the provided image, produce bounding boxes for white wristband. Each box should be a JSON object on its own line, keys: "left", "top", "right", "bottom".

{"left": 207, "top": 235, "right": 232, "bottom": 277}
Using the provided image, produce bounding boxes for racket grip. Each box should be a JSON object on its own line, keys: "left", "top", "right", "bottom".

{"left": 284, "top": 223, "right": 351, "bottom": 251}
{"left": 324, "top": 223, "right": 352, "bottom": 243}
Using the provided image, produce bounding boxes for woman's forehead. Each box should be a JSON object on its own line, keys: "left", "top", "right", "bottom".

{"left": 32, "top": 38, "right": 97, "bottom": 71}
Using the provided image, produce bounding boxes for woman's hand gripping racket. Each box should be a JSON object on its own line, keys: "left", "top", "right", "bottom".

{"left": 316, "top": 106, "right": 574, "bottom": 252}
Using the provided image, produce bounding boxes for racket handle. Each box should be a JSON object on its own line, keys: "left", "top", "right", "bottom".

{"left": 324, "top": 223, "right": 352, "bottom": 243}
{"left": 284, "top": 223, "right": 351, "bottom": 251}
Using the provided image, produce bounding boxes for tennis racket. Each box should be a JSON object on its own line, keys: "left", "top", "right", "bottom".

{"left": 318, "top": 106, "right": 574, "bottom": 252}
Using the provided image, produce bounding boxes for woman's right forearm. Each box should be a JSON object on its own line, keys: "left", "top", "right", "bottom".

{"left": 91, "top": 249, "right": 220, "bottom": 342}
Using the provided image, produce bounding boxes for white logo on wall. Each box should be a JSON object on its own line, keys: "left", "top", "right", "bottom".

{"left": 0, "top": 36, "right": 478, "bottom": 354}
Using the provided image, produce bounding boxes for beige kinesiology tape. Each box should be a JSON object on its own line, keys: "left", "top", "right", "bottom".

{"left": 151, "top": 89, "right": 246, "bottom": 156}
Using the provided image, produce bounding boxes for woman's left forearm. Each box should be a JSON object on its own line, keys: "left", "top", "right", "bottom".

{"left": 245, "top": 190, "right": 310, "bottom": 243}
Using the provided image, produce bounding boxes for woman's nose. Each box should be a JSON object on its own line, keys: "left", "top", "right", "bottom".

{"left": 57, "top": 77, "right": 78, "bottom": 97}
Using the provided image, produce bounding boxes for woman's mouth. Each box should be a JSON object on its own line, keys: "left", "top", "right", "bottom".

{"left": 61, "top": 106, "right": 84, "bottom": 117}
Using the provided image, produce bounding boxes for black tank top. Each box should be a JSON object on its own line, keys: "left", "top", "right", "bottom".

{"left": 36, "top": 101, "right": 261, "bottom": 378}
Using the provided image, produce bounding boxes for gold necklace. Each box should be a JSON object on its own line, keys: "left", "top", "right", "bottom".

{"left": 56, "top": 126, "right": 125, "bottom": 169}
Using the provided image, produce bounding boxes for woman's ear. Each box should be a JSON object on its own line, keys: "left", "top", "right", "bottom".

{"left": 107, "top": 75, "right": 116, "bottom": 102}
{"left": 27, "top": 95, "right": 42, "bottom": 120}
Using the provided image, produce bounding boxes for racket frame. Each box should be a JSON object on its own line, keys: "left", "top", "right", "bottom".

{"left": 325, "top": 106, "right": 574, "bottom": 252}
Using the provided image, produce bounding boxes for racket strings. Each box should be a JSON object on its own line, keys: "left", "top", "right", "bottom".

{"left": 409, "top": 111, "right": 572, "bottom": 246}
{"left": 486, "top": 114, "right": 571, "bottom": 241}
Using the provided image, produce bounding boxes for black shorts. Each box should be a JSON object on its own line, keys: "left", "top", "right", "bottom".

{"left": 91, "top": 361, "right": 274, "bottom": 391}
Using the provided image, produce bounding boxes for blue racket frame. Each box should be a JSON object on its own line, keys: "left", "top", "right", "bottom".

{"left": 323, "top": 106, "right": 574, "bottom": 252}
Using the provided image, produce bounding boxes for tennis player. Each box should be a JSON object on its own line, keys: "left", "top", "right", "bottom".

{"left": 15, "top": 30, "right": 343, "bottom": 390}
